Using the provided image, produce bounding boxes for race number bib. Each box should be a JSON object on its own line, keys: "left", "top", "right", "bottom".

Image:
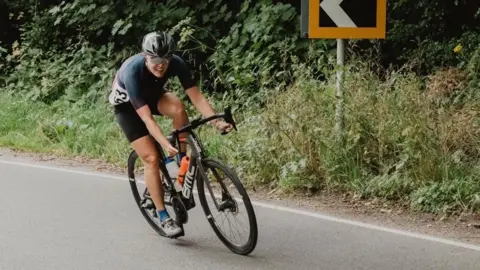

{"left": 109, "top": 80, "right": 130, "bottom": 105}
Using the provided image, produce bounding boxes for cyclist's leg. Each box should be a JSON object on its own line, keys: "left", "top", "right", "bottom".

{"left": 130, "top": 135, "right": 166, "bottom": 213}
{"left": 115, "top": 110, "right": 166, "bottom": 212}
{"left": 157, "top": 91, "right": 189, "bottom": 154}
{"left": 115, "top": 109, "right": 182, "bottom": 236}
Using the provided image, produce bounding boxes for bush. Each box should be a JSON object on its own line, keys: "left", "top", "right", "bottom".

{"left": 208, "top": 1, "right": 332, "bottom": 110}
{"left": 4, "top": 41, "right": 127, "bottom": 104}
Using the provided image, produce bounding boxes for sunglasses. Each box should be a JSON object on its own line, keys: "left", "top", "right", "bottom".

{"left": 147, "top": 55, "right": 172, "bottom": 65}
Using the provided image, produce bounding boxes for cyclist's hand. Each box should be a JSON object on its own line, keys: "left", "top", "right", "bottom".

{"left": 163, "top": 143, "right": 179, "bottom": 157}
{"left": 215, "top": 121, "right": 233, "bottom": 133}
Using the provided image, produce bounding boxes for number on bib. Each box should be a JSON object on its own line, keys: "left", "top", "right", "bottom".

{"left": 109, "top": 82, "right": 130, "bottom": 105}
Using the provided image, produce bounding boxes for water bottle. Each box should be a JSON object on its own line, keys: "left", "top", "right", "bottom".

{"left": 165, "top": 157, "right": 179, "bottom": 185}
{"left": 177, "top": 156, "right": 190, "bottom": 185}
{"left": 169, "top": 156, "right": 190, "bottom": 192}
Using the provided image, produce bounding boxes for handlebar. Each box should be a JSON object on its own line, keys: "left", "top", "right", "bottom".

{"left": 171, "top": 107, "right": 238, "bottom": 137}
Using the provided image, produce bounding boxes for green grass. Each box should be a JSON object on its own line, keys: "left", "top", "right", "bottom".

{"left": 0, "top": 94, "right": 150, "bottom": 167}
{"left": 0, "top": 95, "right": 52, "bottom": 152}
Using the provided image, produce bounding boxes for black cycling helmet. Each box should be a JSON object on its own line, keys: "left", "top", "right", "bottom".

{"left": 142, "top": 31, "right": 176, "bottom": 58}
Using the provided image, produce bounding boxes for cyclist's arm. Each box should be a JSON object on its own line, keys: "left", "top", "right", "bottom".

{"left": 175, "top": 56, "right": 221, "bottom": 126}
{"left": 186, "top": 86, "right": 220, "bottom": 126}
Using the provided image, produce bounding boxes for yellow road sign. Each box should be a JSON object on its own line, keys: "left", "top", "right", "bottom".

{"left": 301, "top": 0, "right": 387, "bottom": 39}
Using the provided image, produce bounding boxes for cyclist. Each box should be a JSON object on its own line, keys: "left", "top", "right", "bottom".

{"left": 108, "top": 31, "right": 233, "bottom": 237}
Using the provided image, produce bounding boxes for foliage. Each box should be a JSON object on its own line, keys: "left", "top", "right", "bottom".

{"left": 3, "top": 41, "right": 129, "bottom": 104}
{"left": 208, "top": 1, "right": 308, "bottom": 109}
{"left": 378, "top": 0, "right": 479, "bottom": 72}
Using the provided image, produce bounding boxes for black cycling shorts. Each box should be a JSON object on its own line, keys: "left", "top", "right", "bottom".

{"left": 114, "top": 102, "right": 162, "bottom": 143}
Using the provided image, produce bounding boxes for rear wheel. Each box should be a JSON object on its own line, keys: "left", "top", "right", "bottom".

{"left": 196, "top": 158, "right": 258, "bottom": 255}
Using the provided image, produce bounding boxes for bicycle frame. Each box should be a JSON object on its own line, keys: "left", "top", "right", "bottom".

{"left": 155, "top": 108, "right": 237, "bottom": 211}
{"left": 153, "top": 129, "right": 207, "bottom": 211}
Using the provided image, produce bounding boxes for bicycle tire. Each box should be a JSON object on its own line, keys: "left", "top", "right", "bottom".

{"left": 196, "top": 158, "right": 258, "bottom": 255}
{"left": 127, "top": 150, "right": 167, "bottom": 237}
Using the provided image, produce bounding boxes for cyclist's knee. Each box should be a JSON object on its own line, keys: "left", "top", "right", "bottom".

{"left": 158, "top": 92, "right": 185, "bottom": 118}
{"left": 171, "top": 99, "right": 185, "bottom": 117}
{"left": 141, "top": 153, "right": 159, "bottom": 167}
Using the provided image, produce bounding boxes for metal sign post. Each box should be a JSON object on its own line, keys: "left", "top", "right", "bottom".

{"left": 301, "top": 0, "right": 386, "bottom": 139}
{"left": 335, "top": 38, "right": 344, "bottom": 136}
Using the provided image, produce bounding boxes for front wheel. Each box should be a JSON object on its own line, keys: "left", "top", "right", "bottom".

{"left": 196, "top": 158, "right": 258, "bottom": 255}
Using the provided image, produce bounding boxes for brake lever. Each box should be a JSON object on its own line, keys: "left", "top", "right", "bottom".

{"left": 223, "top": 106, "right": 238, "bottom": 132}
{"left": 219, "top": 107, "right": 237, "bottom": 136}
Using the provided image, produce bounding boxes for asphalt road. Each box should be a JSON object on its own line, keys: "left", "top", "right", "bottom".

{"left": 0, "top": 158, "right": 479, "bottom": 270}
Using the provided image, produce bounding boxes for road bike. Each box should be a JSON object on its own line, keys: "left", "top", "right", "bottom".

{"left": 127, "top": 107, "right": 258, "bottom": 255}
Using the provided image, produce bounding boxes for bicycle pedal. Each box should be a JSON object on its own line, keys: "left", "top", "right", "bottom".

{"left": 141, "top": 199, "right": 155, "bottom": 210}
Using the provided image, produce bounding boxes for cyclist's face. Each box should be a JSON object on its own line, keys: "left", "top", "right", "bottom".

{"left": 145, "top": 55, "right": 171, "bottom": 78}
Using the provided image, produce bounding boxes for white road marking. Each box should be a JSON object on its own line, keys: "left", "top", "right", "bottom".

{"left": 1, "top": 158, "right": 479, "bottom": 252}
{"left": 0, "top": 159, "right": 127, "bottom": 181}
